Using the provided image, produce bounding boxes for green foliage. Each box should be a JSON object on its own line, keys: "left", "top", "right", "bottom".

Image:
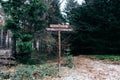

{"left": 10, "top": 64, "right": 57, "bottom": 80}
{"left": 65, "top": 0, "right": 79, "bottom": 22}
{"left": 66, "top": 0, "right": 120, "bottom": 54}
{"left": 2, "top": 0, "right": 47, "bottom": 33}
{"left": 16, "top": 34, "right": 33, "bottom": 63}
{"left": 5, "top": 20, "right": 20, "bottom": 31}
{"left": 0, "top": 72, "right": 10, "bottom": 79}
{"left": 1, "top": 0, "right": 65, "bottom": 64}
{"left": 0, "top": 64, "right": 57, "bottom": 80}
{"left": 47, "top": 0, "right": 64, "bottom": 24}
{"left": 90, "top": 55, "right": 120, "bottom": 61}
{"left": 20, "top": 33, "right": 33, "bottom": 42}
{"left": 64, "top": 54, "right": 73, "bottom": 68}
{"left": 1, "top": 0, "right": 47, "bottom": 61}
{"left": 17, "top": 40, "right": 33, "bottom": 54}
{"left": 31, "top": 53, "right": 57, "bottom": 64}
{"left": 67, "top": 55, "right": 73, "bottom": 68}
{"left": 16, "top": 43, "right": 33, "bottom": 63}
{"left": 26, "top": 58, "right": 39, "bottom": 64}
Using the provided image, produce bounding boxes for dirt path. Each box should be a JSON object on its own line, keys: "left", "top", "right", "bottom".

{"left": 52, "top": 55, "right": 120, "bottom": 80}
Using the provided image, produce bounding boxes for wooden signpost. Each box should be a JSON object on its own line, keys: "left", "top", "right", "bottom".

{"left": 46, "top": 24, "right": 73, "bottom": 72}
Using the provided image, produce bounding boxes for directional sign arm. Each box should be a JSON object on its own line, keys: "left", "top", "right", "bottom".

{"left": 46, "top": 28, "right": 73, "bottom": 31}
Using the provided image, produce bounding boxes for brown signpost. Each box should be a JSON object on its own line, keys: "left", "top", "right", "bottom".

{"left": 50, "top": 24, "right": 69, "bottom": 28}
{"left": 46, "top": 24, "right": 73, "bottom": 72}
{"left": 46, "top": 28, "right": 73, "bottom": 31}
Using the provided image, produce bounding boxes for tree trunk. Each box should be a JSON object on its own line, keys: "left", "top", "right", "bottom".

{"left": 0, "top": 30, "right": 3, "bottom": 48}
{"left": 2, "top": 30, "right": 7, "bottom": 48}
{"left": 33, "top": 38, "right": 37, "bottom": 50}
{"left": 12, "top": 36, "right": 16, "bottom": 58}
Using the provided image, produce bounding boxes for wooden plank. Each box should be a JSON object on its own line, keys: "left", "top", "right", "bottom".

{"left": 58, "top": 31, "right": 61, "bottom": 72}
{"left": 46, "top": 28, "right": 73, "bottom": 31}
{"left": 1, "top": 60, "right": 16, "bottom": 65}
{"left": 50, "top": 24, "right": 68, "bottom": 28}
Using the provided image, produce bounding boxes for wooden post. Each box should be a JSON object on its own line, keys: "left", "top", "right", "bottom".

{"left": 58, "top": 30, "right": 61, "bottom": 72}
{"left": 46, "top": 24, "right": 73, "bottom": 72}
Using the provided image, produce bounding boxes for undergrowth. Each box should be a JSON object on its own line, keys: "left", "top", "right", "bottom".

{"left": 0, "top": 64, "right": 58, "bottom": 80}
{"left": 89, "top": 55, "right": 120, "bottom": 61}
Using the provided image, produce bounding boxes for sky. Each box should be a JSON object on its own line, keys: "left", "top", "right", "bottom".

{"left": 1, "top": 0, "right": 84, "bottom": 11}
{"left": 60, "top": 0, "right": 84, "bottom": 11}
{"left": 1, "top": 0, "right": 8, "bottom": 2}
{"left": 77, "top": 0, "right": 84, "bottom": 4}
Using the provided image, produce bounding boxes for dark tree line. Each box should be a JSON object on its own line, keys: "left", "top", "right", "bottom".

{"left": 1, "top": 0, "right": 120, "bottom": 62}
{"left": 66, "top": 0, "right": 120, "bottom": 55}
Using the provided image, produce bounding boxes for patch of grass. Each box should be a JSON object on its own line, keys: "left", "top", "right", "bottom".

{"left": 89, "top": 55, "right": 120, "bottom": 61}
{"left": 10, "top": 64, "right": 57, "bottom": 80}
{"left": 63, "top": 55, "right": 74, "bottom": 68}
{"left": 0, "top": 64, "right": 58, "bottom": 80}
{"left": 31, "top": 53, "right": 57, "bottom": 64}
{"left": 67, "top": 55, "right": 74, "bottom": 68}
{"left": 0, "top": 72, "right": 10, "bottom": 79}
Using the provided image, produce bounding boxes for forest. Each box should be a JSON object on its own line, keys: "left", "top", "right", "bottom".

{"left": 0, "top": 0, "right": 120, "bottom": 80}
{"left": 68, "top": 0, "right": 120, "bottom": 55}
{"left": 0, "top": 0, "right": 119, "bottom": 58}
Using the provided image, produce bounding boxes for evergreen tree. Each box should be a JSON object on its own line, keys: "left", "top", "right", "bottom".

{"left": 1, "top": 0, "right": 47, "bottom": 62}
{"left": 67, "top": 0, "right": 120, "bottom": 55}
{"left": 47, "top": 0, "right": 64, "bottom": 25}
{"left": 65, "top": 0, "right": 79, "bottom": 23}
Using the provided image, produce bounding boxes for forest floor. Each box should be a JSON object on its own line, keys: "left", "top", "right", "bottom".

{"left": 0, "top": 55, "right": 120, "bottom": 80}
{"left": 51, "top": 55, "right": 120, "bottom": 80}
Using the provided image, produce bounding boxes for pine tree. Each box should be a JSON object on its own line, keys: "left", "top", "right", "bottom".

{"left": 1, "top": 0, "right": 47, "bottom": 62}
{"left": 65, "top": 0, "right": 79, "bottom": 23}
{"left": 67, "top": 0, "right": 120, "bottom": 55}
{"left": 47, "top": 0, "right": 64, "bottom": 25}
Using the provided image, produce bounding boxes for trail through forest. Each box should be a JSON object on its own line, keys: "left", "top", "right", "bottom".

{"left": 52, "top": 55, "right": 120, "bottom": 80}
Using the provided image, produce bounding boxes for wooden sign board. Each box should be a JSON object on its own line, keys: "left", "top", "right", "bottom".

{"left": 46, "top": 24, "right": 73, "bottom": 72}
{"left": 50, "top": 24, "right": 68, "bottom": 28}
{"left": 46, "top": 28, "right": 73, "bottom": 31}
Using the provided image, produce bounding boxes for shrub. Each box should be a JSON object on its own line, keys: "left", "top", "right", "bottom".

{"left": 10, "top": 64, "right": 57, "bottom": 80}
{"left": 16, "top": 34, "right": 33, "bottom": 63}
{"left": 0, "top": 73, "right": 10, "bottom": 79}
